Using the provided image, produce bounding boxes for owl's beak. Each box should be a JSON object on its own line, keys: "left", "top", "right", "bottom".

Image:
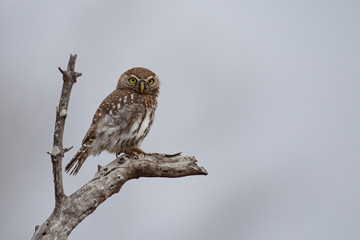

{"left": 139, "top": 81, "right": 145, "bottom": 93}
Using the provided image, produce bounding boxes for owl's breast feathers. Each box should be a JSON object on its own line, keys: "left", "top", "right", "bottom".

{"left": 85, "top": 89, "right": 157, "bottom": 156}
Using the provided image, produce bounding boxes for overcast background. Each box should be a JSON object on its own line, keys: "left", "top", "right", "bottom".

{"left": 1, "top": 0, "right": 360, "bottom": 239}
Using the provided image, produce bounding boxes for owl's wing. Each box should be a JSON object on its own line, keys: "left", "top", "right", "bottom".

{"left": 80, "top": 90, "right": 118, "bottom": 145}
{"left": 81, "top": 124, "right": 97, "bottom": 144}
{"left": 82, "top": 90, "right": 144, "bottom": 144}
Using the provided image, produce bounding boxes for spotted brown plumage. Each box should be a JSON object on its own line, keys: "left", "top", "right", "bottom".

{"left": 65, "top": 67, "right": 159, "bottom": 175}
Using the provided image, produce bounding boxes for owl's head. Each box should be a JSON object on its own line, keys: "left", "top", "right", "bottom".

{"left": 117, "top": 67, "right": 160, "bottom": 96}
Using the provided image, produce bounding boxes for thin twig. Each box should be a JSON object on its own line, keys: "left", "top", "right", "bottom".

{"left": 64, "top": 146, "right": 74, "bottom": 153}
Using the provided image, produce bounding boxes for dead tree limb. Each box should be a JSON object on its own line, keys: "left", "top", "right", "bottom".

{"left": 32, "top": 55, "right": 207, "bottom": 240}
{"left": 47, "top": 54, "right": 81, "bottom": 207}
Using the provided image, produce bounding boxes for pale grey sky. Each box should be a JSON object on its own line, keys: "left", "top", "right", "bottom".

{"left": 1, "top": 0, "right": 360, "bottom": 239}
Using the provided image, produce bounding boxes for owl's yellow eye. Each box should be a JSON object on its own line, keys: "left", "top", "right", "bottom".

{"left": 148, "top": 78, "right": 154, "bottom": 84}
{"left": 129, "top": 77, "right": 137, "bottom": 84}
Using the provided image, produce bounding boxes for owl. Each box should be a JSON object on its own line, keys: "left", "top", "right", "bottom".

{"left": 65, "top": 67, "right": 160, "bottom": 175}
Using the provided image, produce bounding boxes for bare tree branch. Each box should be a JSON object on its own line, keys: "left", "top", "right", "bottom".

{"left": 33, "top": 154, "right": 207, "bottom": 239}
{"left": 32, "top": 55, "right": 207, "bottom": 240}
{"left": 49, "top": 54, "right": 81, "bottom": 208}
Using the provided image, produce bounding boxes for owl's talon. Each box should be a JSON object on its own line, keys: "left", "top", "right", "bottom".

{"left": 131, "top": 151, "right": 139, "bottom": 159}
{"left": 124, "top": 150, "right": 138, "bottom": 159}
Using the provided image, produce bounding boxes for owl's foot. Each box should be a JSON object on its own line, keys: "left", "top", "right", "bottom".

{"left": 124, "top": 149, "right": 144, "bottom": 159}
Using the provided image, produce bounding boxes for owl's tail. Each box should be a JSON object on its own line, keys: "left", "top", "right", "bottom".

{"left": 65, "top": 145, "right": 90, "bottom": 175}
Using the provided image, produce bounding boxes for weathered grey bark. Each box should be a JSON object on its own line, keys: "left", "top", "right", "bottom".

{"left": 32, "top": 55, "right": 207, "bottom": 240}
{"left": 48, "top": 54, "right": 81, "bottom": 207}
